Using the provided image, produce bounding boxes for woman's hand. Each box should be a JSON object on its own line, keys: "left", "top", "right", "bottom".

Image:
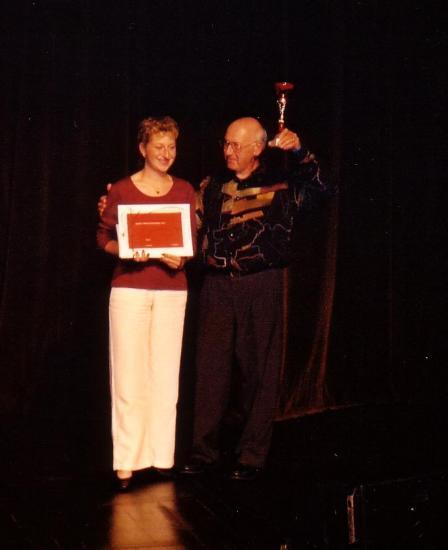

{"left": 160, "top": 254, "right": 186, "bottom": 270}
{"left": 129, "top": 251, "right": 186, "bottom": 268}
{"left": 133, "top": 250, "right": 151, "bottom": 262}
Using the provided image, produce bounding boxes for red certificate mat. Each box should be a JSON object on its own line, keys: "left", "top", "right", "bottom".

{"left": 117, "top": 203, "right": 193, "bottom": 258}
{"left": 127, "top": 212, "right": 184, "bottom": 249}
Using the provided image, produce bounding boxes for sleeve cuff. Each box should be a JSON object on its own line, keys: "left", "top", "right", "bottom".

{"left": 292, "top": 146, "right": 309, "bottom": 162}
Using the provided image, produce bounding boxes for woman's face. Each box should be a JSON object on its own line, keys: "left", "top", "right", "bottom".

{"left": 139, "top": 131, "right": 177, "bottom": 174}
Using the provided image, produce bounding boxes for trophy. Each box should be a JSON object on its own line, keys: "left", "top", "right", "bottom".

{"left": 274, "top": 81, "right": 294, "bottom": 132}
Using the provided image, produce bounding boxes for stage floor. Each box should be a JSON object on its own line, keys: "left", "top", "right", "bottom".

{"left": 1, "top": 402, "right": 447, "bottom": 549}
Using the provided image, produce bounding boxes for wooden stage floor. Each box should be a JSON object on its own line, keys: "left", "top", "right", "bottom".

{"left": 1, "top": 403, "right": 447, "bottom": 549}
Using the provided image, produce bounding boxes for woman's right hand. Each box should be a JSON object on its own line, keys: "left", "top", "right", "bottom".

{"left": 160, "top": 254, "right": 186, "bottom": 270}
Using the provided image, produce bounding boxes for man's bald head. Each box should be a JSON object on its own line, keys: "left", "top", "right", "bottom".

{"left": 223, "top": 117, "right": 267, "bottom": 179}
{"left": 226, "top": 117, "right": 267, "bottom": 147}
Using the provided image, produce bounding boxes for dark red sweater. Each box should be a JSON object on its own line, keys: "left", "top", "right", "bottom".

{"left": 97, "top": 176, "right": 196, "bottom": 290}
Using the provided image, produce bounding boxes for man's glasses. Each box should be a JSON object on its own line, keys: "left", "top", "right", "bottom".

{"left": 220, "top": 140, "right": 257, "bottom": 153}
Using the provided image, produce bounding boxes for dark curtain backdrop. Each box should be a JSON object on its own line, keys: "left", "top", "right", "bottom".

{"left": 1, "top": 1, "right": 446, "bottom": 469}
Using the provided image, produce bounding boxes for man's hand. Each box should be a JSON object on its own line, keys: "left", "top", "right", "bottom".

{"left": 268, "top": 128, "right": 301, "bottom": 151}
{"left": 98, "top": 183, "right": 112, "bottom": 217}
{"left": 160, "top": 254, "right": 186, "bottom": 270}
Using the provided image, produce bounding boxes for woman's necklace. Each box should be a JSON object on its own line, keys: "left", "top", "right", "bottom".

{"left": 139, "top": 173, "right": 171, "bottom": 196}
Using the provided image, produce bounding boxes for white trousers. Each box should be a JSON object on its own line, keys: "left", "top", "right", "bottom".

{"left": 109, "top": 287, "right": 187, "bottom": 471}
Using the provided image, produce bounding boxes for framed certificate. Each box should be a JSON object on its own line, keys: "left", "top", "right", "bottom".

{"left": 117, "top": 203, "right": 193, "bottom": 259}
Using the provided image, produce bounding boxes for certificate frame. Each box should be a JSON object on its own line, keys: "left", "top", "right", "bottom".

{"left": 117, "top": 203, "right": 193, "bottom": 259}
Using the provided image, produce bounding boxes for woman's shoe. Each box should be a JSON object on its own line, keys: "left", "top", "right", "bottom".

{"left": 116, "top": 470, "right": 133, "bottom": 491}
{"left": 118, "top": 477, "right": 131, "bottom": 490}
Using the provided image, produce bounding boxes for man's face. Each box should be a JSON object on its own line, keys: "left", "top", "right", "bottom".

{"left": 223, "top": 123, "right": 261, "bottom": 177}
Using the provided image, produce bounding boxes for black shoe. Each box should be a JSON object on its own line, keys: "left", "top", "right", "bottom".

{"left": 153, "top": 467, "right": 174, "bottom": 478}
{"left": 116, "top": 475, "right": 133, "bottom": 491}
{"left": 179, "top": 458, "right": 216, "bottom": 475}
{"left": 229, "top": 463, "right": 262, "bottom": 481}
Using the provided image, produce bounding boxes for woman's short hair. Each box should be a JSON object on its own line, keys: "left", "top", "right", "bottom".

{"left": 137, "top": 116, "right": 179, "bottom": 145}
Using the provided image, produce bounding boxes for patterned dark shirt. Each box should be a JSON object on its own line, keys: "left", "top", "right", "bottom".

{"left": 197, "top": 148, "right": 327, "bottom": 274}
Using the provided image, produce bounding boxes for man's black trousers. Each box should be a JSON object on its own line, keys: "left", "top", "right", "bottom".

{"left": 191, "top": 267, "right": 284, "bottom": 467}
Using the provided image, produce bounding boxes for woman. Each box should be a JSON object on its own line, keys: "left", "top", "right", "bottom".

{"left": 97, "top": 116, "right": 196, "bottom": 489}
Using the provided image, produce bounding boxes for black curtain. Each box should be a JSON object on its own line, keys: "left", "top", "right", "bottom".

{"left": 1, "top": 1, "right": 446, "bottom": 468}
{"left": 279, "top": 1, "right": 448, "bottom": 415}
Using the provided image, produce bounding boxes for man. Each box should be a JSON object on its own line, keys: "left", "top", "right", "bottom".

{"left": 181, "top": 117, "right": 327, "bottom": 480}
